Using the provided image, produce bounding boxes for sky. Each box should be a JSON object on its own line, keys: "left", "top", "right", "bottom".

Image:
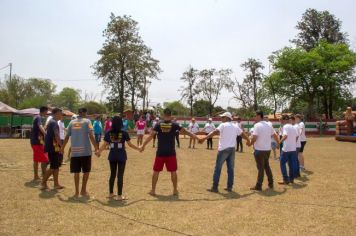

{"left": 0, "top": 0, "right": 355, "bottom": 109}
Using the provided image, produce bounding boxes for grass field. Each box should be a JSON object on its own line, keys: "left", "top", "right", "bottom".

{"left": 0, "top": 137, "right": 355, "bottom": 235}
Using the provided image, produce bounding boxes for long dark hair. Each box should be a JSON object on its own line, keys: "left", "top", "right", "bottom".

{"left": 110, "top": 116, "right": 123, "bottom": 137}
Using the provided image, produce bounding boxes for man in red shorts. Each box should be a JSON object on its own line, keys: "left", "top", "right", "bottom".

{"left": 140, "top": 108, "right": 199, "bottom": 196}
{"left": 30, "top": 106, "right": 49, "bottom": 181}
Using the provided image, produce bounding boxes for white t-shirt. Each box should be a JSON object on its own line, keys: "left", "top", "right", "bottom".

{"left": 266, "top": 121, "right": 273, "bottom": 127}
{"left": 45, "top": 116, "right": 53, "bottom": 128}
{"left": 216, "top": 122, "right": 242, "bottom": 151}
{"left": 282, "top": 124, "right": 298, "bottom": 152}
{"left": 252, "top": 121, "right": 276, "bottom": 151}
{"left": 58, "top": 120, "right": 65, "bottom": 140}
{"left": 189, "top": 122, "right": 199, "bottom": 134}
{"left": 299, "top": 122, "right": 307, "bottom": 142}
{"left": 293, "top": 124, "right": 301, "bottom": 148}
{"left": 204, "top": 123, "right": 215, "bottom": 134}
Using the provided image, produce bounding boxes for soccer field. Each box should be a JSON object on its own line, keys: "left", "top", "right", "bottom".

{"left": 0, "top": 137, "right": 355, "bottom": 235}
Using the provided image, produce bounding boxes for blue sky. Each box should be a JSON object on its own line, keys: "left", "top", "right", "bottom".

{"left": 0, "top": 0, "right": 355, "bottom": 108}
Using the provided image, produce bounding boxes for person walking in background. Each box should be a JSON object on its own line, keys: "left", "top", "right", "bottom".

{"left": 42, "top": 108, "right": 64, "bottom": 190}
{"left": 135, "top": 116, "right": 146, "bottom": 146}
{"left": 140, "top": 108, "right": 199, "bottom": 196}
{"left": 235, "top": 117, "right": 244, "bottom": 152}
{"left": 122, "top": 115, "right": 129, "bottom": 132}
{"left": 104, "top": 116, "right": 112, "bottom": 133}
{"left": 62, "top": 108, "right": 99, "bottom": 198}
{"left": 291, "top": 116, "right": 301, "bottom": 177}
{"left": 30, "top": 106, "right": 49, "bottom": 181}
{"left": 96, "top": 116, "right": 141, "bottom": 201}
{"left": 204, "top": 118, "right": 215, "bottom": 150}
{"left": 295, "top": 114, "right": 307, "bottom": 171}
{"left": 278, "top": 115, "right": 298, "bottom": 185}
{"left": 151, "top": 117, "right": 159, "bottom": 148}
{"left": 248, "top": 111, "right": 280, "bottom": 191}
{"left": 93, "top": 116, "right": 103, "bottom": 146}
{"left": 188, "top": 118, "right": 199, "bottom": 149}
{"left": 199, "top": 112, "right": 250, "bottom": 193}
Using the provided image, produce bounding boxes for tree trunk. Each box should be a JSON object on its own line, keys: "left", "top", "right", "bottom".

{"left": 322, "top": 94, "right": 329, "bottom": 119}
{"left": 306, "top": 95, "right": 315, "bottom": 120}
{"left": 119, "top": 68, "right": 125, "bottom": 114}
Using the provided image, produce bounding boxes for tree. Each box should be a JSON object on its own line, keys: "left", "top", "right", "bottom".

{"left": 80, "top": 101, "right": 107, "bottom": 114}
{"left": 193, "top": 100, "right": 211, "bottom": 117}
{"left": 292, "top": 8, "right": 347, "bottom": 51}
{"left": 93, "top": 14, "right": 160, "bottom": 114}
{"left": 196, "top": 68, "right": 232, "bottom": 116}
{"left": 180, "top": 66, "right": 199, "bottom": 116}
{"left": 0, "top": 75, "right": 27, "bottom": 107}
{"left": 233, "top": 58, "right": 264, "bottom": 111}
{"left": 163, "top": 101, "right": 189, "bottom": 116}
{"left": 269, "top": 41, "right": 356, "bottom": 119}
{"left": 52, "top": 87, "right": 81, "bottom": 111}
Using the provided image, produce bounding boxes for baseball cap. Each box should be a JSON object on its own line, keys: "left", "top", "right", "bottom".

{"left": 220, "top": 112, "right": 232, "bottom": 120}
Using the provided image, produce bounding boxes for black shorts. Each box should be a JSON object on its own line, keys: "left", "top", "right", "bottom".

{"left": 300, "top": 141, "right": 307, "bottom": 153}
{"left": 48, "top": 152, "right": 62, "bottom": 170}
{"left": 70, "top": 156, "right": 92, "bottom": 173}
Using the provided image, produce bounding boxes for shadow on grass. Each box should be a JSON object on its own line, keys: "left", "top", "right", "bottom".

{"left": 56, "top": 194, "right": 94, "bottom": 204}
{"left": 289, "top": 182, "right": 308, "bottom": 189}
{"left": 303, "top": 170, "right": 314, "bottom": 175}
{"left": 39, "top": 189, "right": 58, "bottom": 199}
{"left": 257, "top": 188, "right": 287, "bottom": 197}
{"left": 24, "top": 180, "right": 41, "bottom": 188}
{"left": 92, "top": 191, "right": 257, "bottom": 208}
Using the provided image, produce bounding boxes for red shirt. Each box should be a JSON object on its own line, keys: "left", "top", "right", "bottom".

{"left": 136, "top": 120, "right": 146, "bottom": 130}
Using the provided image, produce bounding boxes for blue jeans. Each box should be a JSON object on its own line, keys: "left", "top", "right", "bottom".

{"left": 280, "top": 151, "right": 298, "bottom": 182}
{"left": 213, "top": 147, "right": 235, "bottom": 189}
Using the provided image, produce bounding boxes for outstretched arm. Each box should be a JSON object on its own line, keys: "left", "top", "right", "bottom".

{"left": 241, "top": 131, "right": 251, "bottom": 146}
{"left": 199, "top": 129, "right": 219, "bottom": 143}
{"left": 141, "top": 131, "right": 157, "bottom": 152}
{"left": 127, "top": 141, "right": 141, "bottom": 152}
{"left": 181, "top": 127, "right": 200, "bottom": 140}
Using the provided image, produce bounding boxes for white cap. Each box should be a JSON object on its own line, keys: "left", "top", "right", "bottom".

{"left": 71, "top": 115, "right": 78, "bottom": 119}
{"left": 219, "top": 112, "right": 232, "bottom": 120}
{"left": 208, "top": 118, "right": 212, "bottom": 121}
{"left": 155, "top": 117, "right": 159, "bottom": 120}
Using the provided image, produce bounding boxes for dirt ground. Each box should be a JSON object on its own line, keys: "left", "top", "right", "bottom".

{"left": 0, "top": 137, "right": 355, "bottom": 236}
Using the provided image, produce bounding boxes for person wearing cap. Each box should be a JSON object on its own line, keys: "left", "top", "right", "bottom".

{"left": 151, "top": 117, "right": 160, "bottom": 148}
{"left": 188, "top": 118, "right": 199, "bottom": 148}
{"left": 199, "top": 112, "right": 250, "bottom": 192}
{"left": 62, "top": 107, "right": 99, "bottom": 198}
{"left": 140, "top": 108, "right": 199, "bottom": 196}
{"left": 248, "top": 111, "right": 280, "bottom": 191}
{"left": 203, "top": 118, "right": 215, "bottom": 150}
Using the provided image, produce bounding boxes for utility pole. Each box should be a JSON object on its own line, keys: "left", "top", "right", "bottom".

{"left": 9, "top": 63, "right": 12, "bottom": 82}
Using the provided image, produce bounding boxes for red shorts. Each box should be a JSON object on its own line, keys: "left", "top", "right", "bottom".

{"left": 32, "top": 145, "right": 48, "bottom": 163}
{"left": 153, "top": 156, "right": 177, "bottom": 172}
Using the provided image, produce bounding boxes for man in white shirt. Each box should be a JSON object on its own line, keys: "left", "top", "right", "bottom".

{"left": 248, "top": 111, "right": 280, "bottom": 191}
{"left": 199, "top": 112, "right": 250, "bottom": 192}
{"left": 235, "top": 117, "right": 244, "bottom": 152}
{"left": 188, "top": 118, "right": 199, "bottom": 149}
{"left": 278, "top": 115, "right": 299, "bottom": 185}
{"left": 203, "top": 118, "right": 215, "bottom": 150}
{"left": 295, "top": 114, "right": 307, "bottom": 171}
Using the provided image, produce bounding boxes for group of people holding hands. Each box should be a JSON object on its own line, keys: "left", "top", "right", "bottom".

{"left": 30, "top": 106, "right": 307, "bottom": 201}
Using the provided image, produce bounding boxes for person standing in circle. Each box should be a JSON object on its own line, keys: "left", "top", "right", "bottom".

{"left": 188, "top": 118, "right": 199, "bottom": 149}
{"left": 135, "top": 116, "right": 146, "bottom": 146}
{"left": 204, "top": 118, "right": 215, "bottom": 150}
{"left": 96, "top": 116, "right": 141, "bottom": 201}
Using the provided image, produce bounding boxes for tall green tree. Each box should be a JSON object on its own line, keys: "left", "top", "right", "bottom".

{"left": 163, "top": 101, "right": 189, "bottom": 116}
{"left": 269, "top": 41, "right": 356, "bottom": 119}
{"left": 52, "top": 87, "right": 81, "bottom": 111}
{"left": 196, "top": 68, "right": 232, "bottom": 116}
{"left": 292, "top": 8, "right": 347, "bottom": 51}
{"left": 93, "top": 14, "right": 160, "bottom": 114}
{"left": 180, "top": 66, "right": 199, "bottom": 116}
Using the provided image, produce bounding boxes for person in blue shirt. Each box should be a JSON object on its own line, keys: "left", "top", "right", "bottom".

{"left": 122, "top": 115, "right": 129, "bottom": 132}
{"left": 93, "top": 116, "right": 103, "bottom": 145}
{"left": 96, "top": 116, "right": 140, "bottom": 201}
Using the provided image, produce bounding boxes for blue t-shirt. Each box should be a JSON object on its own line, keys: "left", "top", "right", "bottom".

{"left": 30, "top": 115, "right": 43, "bottom": 145}
{"left": 66, "top": 117, "right": 93, "bottom": 157}
{"left": 93, "top": 120, "right": 102, "bottom": 134}
{"left": 104, "top": 131, "right": 130, "bottom": 162}
{"left": 44, "top": 119, "right": 60, "bottom": 153}
{"left": 122, "top": 119, "right": 129, "bottom": 131}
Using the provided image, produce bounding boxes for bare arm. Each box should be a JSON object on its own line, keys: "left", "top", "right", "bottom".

{"left": 279, "top": 135, "right": 287, "bottom": 144}
{"left": 39, "top": 125, "right": 46, "bottom": 136}
{"left": 141, "top": 131, "right": 156, "bottom": 151}
{"left": 200, "top": 129, "right": 219, "bottom": 143}
{"left": 127, "top": 140, "right": 141, "bottom": 151}
{"left": 89, "top": 131, "right": 99, "bottom": 151}
{"left": 250, "top": 135, "right": 257, "bottom": 146}
{"left": 97, "top": 141, "right": 109, "bottom": 156}
{"left": 181, "top": 127, "right": 199, "bottom": 140}
{"left": 61, "top": 135, "right": 70, "bottom": 153}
